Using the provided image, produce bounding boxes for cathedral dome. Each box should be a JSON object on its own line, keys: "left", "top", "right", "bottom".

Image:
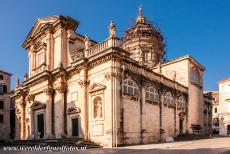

{"left": 122, "top": 7, "right": 165, "bottom": 67}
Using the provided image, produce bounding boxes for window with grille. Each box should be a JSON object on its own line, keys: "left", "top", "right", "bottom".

{"left": 164, "top": 92, "right": 173, "bottom": 104}
{"left": 146, "top": 87, "right": 159, "bottom": 102}
{"left": 176, "top": 96, "right": 185, "bottom": 107}
{"left": 123, "top": 79, "right": 139, "bottom": 96}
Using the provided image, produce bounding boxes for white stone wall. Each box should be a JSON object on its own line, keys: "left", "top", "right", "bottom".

{"left": 160, "top": 58, "right": 204, "bottom": 133}
{"left": 219, "top": 79, "right": 230, "bottom": 135}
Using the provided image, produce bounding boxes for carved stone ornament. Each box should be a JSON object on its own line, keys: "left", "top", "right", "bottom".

{"left": 67, "top": 107, "right": 81, "bottom": 115}
{"left": 43, "top": 87, "right": 54, "bottom": 95}
{"left": 31, "top": 101, "right": 46, "bottom": 110}
{"left": 16, "top": 108, "right": 21, "bottom": 115}
{"left": 55, "top": 84, "right": 67, "bottom": 93}
{"left": 27, "top": 94, "right": 35, "bottom": 103}
{"left": 104, "top": 71, "right": 122, "bottom": 80}
{"left": 77, "top": 79, "right": 90, "bottom": 87}
{"left": 89, "top": 83, "right": 106, "bottom": 93}
{"left": 20, "top": 101, "right": 26, "bottom": 108}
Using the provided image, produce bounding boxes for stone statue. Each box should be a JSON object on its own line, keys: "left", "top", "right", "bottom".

{"left": 94, "top": 97, "right": 102, "bottom": 118}
{"left": 84, "top": 35, "right": 91, "bottom": 50}
{"left": 24, "top": 73, "right": 28, "bottom": 81}
{"left": 109, "top": 21, "right": 116, "bottom": 38}
{"left": 16, "top": 78, "right": 20, "bottom": 87}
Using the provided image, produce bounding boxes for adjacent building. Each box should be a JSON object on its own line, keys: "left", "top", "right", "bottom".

{"left": 218, "top": 77, "right": 230, "bottom": 135}
{"left": 12, "top": 8, "right": 206, "bottom": 147}
{"left": 203, "top": 92, "right": 213, "bottom": 135}
{"left": 0, "top": 70, "right": 12, "bottom": 141}
{"left": 210, "top": 91, "right": 219, "bottom": 134}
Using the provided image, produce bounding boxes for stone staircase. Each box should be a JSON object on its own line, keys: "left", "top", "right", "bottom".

{"left": 0, "top": 138, "right": 101, "bottom": 148}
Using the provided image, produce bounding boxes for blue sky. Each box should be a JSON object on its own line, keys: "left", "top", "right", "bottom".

{"left": 0, "top": 0, "right": 229, "bottom": 90}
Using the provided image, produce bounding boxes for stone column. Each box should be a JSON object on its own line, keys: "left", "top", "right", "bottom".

{"left": 47, "top": 29, "right": 54, "bottom": 69}
{"left": 20, "top": 100, "right": 26, "bottom": 140}
{"left": 55, "top": 85, "right": 66, "bottom": 139}
{"left": 28, "top": 94, "right": 35, "bottom": 139}
{"left": 44, "top": 88, "right": 55, "bottom": 139}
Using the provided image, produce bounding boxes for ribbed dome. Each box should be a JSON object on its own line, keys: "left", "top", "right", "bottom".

{"left": 122, "top": 7, "right": 165, "bottom": 67}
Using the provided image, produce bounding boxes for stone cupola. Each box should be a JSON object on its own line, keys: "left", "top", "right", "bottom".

{"left": 122, "top": 7, "right": 165, "bottom": 68}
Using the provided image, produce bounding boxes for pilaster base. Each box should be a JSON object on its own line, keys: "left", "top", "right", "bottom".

{"left": 45, "top": 133, "right": 56, "bottom": 139}
{"left": 56, "top": 133, "right": 66, "bottom": 139}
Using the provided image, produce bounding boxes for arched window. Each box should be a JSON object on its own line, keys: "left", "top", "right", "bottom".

{"left": 123, "top": 79, "right": 139, "bottom": 96}
{"left": 176, "top": 96, "right": 185, "bottom": 108}
{"left": 164, "top": 92, "right": 173, "bottom": 104}
{"left": 93, "top": 96, "right": 102, "bottom": 119}
{"left": 146, "top": 87, "right": 159, "bottom": 102}
{"left": 191, "top": 68, "right": 200, "bottom": 85}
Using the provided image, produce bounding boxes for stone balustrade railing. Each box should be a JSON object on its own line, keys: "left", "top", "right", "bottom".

{"left": 84, "top": 37, "right": 120, "bottom": 58}
{"left": 31, "top": 64, "right": 48, "bottom": 76}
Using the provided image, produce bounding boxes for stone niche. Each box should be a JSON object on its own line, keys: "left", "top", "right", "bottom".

{"left": 89, "top": 83, "right": 106, "bottom": 137}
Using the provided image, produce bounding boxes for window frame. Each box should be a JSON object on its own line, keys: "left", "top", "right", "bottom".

{"left": 164, "top": 92, "right": 173, "bottom": 105}
{"left": 176, "top": 96, "right": 185, "bottom": 108}
{"left": 123, "top": 79, "right": 139, "bottom": 97}
{"left": 146, "top": 87, "right": 159, "bottom": 102}
{"left": 36, "top": 51, "right": 45, "bottom": 67}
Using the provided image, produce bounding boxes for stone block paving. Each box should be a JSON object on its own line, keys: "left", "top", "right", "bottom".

{"left": 0, "top": 137, "right": 230, "bottom": 154}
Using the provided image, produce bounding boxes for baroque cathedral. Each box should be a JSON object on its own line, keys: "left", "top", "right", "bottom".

{"left": 12, "top": 8, "right": 205, "bottom": 147}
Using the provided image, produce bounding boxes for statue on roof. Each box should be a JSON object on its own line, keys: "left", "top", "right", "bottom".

{"left": 109, "top": 21, "right": 116, "bottom": 38}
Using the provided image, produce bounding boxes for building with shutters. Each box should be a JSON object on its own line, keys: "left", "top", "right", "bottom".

{"left": 11, "top": 8, "right": 206, "bottom": 147}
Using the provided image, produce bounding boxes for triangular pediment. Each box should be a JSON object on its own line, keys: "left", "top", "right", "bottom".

{"left": 89, "top": 83, "right": 106, "bottom": 93}
{"left": 26, "top": 16, "right": 59, "bottom": 41}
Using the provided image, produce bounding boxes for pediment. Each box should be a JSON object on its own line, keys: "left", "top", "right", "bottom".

{"left": 24, "top": 16, "right": 59, "bottom": 45}
{"left": 31, "top": 101, "right": 46, "bottom": 110}
{"left": 89, "top": 83, "right": 106, "bottom": 93}
{"left": 67, "top": 107, "right": 81, "bottom": 115}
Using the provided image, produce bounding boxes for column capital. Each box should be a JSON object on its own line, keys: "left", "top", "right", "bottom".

{"left": 77, "top": 79, "right": 90, "bottom": 87}
{"left": 27, "top": 94, "right": 35, "bottom": 103}
{"left": 55, "top": 85, "right": 67, "bottom": 93}
{"left": 43, "top": 87, "right": 54, "bottom": 95}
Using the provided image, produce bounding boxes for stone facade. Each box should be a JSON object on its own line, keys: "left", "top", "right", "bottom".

{"left": 210, "top": 91, "right": 219, "bottom": 134}
{"left": 203, "top": 92, "right": 213, "bottom": 135}
{"left": 0, "top": 70, "right": 12, "bottom": 141}
{"left": 218, "top": 77, "right": 230, "bottom": 135}
{"left": 12, "top": 8, "right": 206, "bottom": 147}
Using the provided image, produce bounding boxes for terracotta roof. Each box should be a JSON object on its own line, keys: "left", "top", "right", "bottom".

{"left": 219, "top": 77, "right": 230, "bottom": 83}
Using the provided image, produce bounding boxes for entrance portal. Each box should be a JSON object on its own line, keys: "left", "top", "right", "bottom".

{"left": 72, "top": 118, "right": 79, "bottom": 137}
{"left": 37, "top": 114, "right": 44, "bottom": 138}
{"left": 227, "top": 125, "right": 230, "bottom": 135}
{"left": 179, "top": 119, "right": 183, "bottom": 133}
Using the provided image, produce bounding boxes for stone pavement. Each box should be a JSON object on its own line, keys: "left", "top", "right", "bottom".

{"left": 1, "top": 137, "right": 230, "bottom": 154}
